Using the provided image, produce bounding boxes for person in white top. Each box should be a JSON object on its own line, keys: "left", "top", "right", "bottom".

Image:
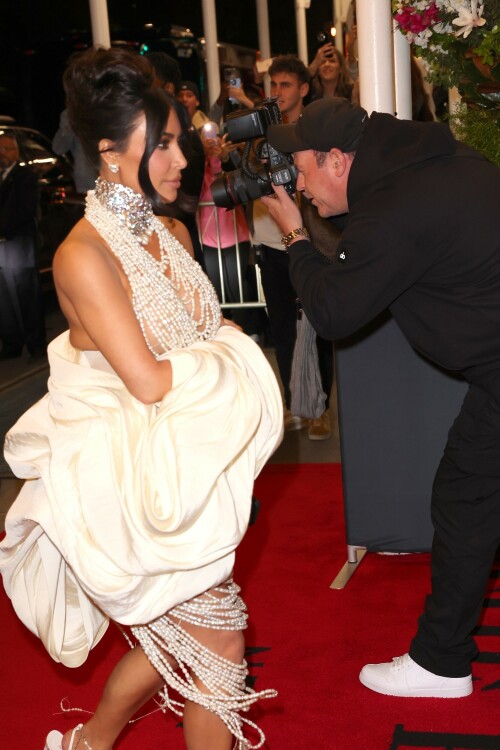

{"left": 252, "top": 55, "right": 334, "bottom": 440}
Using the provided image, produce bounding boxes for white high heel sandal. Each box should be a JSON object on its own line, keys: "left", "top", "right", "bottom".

{"left": 44, "top": 724, "right": 88, "bottom": 750}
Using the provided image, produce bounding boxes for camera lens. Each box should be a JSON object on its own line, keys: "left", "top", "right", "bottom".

{"left": 211, "top": 165, "right": 272, "bottom": 209}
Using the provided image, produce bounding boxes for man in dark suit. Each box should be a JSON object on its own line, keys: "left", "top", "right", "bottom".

{"left": 0, "top": 131, "right": 46, "bottom": 359}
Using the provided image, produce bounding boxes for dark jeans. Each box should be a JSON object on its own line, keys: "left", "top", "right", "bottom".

{"left": 258, "top": 244, "right": 333, "bottom": 410}
{"left": 410, "top": 383, "right": 500, "bottom": 677}
{"left": 203, "top": 242, "right": 266, "bottom": 335}
{"left": 0, "top": 266, "right": 46, "bottom": 354}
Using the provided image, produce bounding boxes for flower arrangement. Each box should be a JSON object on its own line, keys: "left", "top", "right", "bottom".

{"left": 392, "top": 1, "right": 499, "bottom": 101}
{"left": 393, "top": 1, "right": 499, "bottom": 164}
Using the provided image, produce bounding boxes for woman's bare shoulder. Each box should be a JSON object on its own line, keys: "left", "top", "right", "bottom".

{"left": 54, "top": 218, "right": 117, "bottom": 280}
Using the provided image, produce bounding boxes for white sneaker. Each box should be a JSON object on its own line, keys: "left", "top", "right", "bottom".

{"left": 359, "top": 653, "right": 472, "bottom": 698}
{"left": 284, "top": 408, "right": 309, "bottom": 432}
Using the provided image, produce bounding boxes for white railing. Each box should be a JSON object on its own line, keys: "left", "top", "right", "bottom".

{"left": 197, "top": 200, "right": 267, "bottom": 311}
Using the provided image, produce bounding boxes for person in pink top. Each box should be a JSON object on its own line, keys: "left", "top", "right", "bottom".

{"left": 198, "top": 130, "right": 256, "bottom": 332}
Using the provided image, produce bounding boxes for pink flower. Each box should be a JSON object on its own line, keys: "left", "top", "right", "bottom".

{"left": 395, "top": 2, "right": 441, "bottom": 36}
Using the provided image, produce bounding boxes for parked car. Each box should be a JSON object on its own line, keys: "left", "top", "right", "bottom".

{"left": 0, "top": 122, "right": 84, "bottom": 276}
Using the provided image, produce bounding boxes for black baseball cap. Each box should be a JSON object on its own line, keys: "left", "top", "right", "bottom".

{"left": 267, "top": 97, "right": 368, "bottom": 153}
{"left": 179, "top": 81, "right": 200, "bottom": 100}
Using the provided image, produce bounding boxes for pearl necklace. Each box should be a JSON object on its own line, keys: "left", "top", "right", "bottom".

{"left": 85, "top": 179, "right": 221, "bottom": 355}
{"left": 131, "top": 579, "right": 277, "bottom": 749}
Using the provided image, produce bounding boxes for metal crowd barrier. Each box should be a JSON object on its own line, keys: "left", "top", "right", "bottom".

{"left": 197, "top": 200, "right": 267, "bottom": 311}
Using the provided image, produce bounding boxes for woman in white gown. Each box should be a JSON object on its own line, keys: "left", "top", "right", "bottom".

{"left": 0, "top": 48, "right": 282, "bottom": 750}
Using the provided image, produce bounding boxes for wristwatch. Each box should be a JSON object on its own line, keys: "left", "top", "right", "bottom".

{"left": 281, "top": 227, "right": 310, "bottom": 249}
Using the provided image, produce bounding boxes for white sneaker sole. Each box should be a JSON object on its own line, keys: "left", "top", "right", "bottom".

{"left": 307, "top": 431, "right": 332, "bottom": 441}
{"left": 359, "top": 669, "right": 473, "bottom": 698}
{"left": 284, "top": 419, "right": 309, "bottom": 432}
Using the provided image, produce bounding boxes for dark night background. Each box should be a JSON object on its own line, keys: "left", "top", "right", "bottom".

{"left": 0, "top": 0, "right": 337, "bottom": 138}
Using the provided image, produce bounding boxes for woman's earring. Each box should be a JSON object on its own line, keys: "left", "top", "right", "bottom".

{"left": 108, "top": 163, "right": 120, "bottom": 174}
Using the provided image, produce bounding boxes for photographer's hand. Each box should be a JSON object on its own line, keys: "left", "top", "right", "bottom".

{"left": 261, "top": 185, "right": 305, "bottom": 243}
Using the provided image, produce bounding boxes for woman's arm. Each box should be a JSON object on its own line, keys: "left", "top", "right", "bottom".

{"left": 53, "top": 228, "right": 173, "bottom": 404}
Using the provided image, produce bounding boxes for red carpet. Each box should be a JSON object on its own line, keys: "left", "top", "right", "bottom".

{"left": 1, "top": 464, "right": 499, "bottom": 749}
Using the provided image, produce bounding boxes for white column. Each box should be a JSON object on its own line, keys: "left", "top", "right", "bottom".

{"left": 393, "top": 21, "right": 412, "bottom": 120}
{"left": 201, "top": 0, "right": 221, "bottom": 109}
{"left": 295, "top": 0, "right": 311, "bottom": 66}
{"left": 88, "top": 0, "right": 111, "bottom": 48}
{"left": 356, "top": 0, "right": 394, "bottom": 115}
{"left": 256, "top": 0, "right": 271, "bottom": 61}
{"left": 334, "top": 0, "right": 345, "bottom": 56}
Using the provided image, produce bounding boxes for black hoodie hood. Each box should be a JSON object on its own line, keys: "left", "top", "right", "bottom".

{"left": 347, "top": 113, "right": 457, "bottom": 209}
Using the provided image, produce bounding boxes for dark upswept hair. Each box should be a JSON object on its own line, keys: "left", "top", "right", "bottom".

{"left": 63, "top": 46, "right": 171, "bottom": 210}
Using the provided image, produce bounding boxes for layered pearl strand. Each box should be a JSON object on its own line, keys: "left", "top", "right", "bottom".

{"left": 131, "top": 579, "right": 277, "bottom": 749}
{"left": 85, "top": 179, "right": 221, "bottom": 356}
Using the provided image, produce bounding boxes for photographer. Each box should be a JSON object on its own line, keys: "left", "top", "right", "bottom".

{"left": 262, "top": 95, "right": 500, "bottom": 699}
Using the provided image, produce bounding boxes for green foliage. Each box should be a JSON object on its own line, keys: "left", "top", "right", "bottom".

{"left": 449, "top": 103, "right": 500, "bottom": 166}
{"left": 473, "top": 20, "right": 500, "bottom": 66}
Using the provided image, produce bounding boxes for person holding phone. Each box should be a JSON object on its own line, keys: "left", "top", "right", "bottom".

{"left": 308, "top": 45, "right": 355, "bottom": 101}
{"left": 208, "top": 69, "right": 257, "bottom": 129}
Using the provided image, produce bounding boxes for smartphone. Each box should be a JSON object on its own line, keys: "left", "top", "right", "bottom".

{"left": 224, "top": 67, "right": 241, "bottom": 104}
{"left": 317, "top": 30, "right": 336, "bottom": 54}
{"left": 201, "top": 121, "right": 219, "bottom": 141}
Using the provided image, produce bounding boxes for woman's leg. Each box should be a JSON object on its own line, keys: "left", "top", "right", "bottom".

{"left": 131, "top": 580, "right": 272, "bottom": 749}
{"left": 61, "top": 645, "right": 169, "bottom": 750}
{"left": 61, "top": 588, "right": 249, "bottom": 750}
{"left": 182, "top": 627, "right": 245, "bottom": 750}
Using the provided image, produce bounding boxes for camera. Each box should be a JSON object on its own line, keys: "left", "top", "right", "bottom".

{"left": 210, "top": 98, "right": 297, "bottom": 209}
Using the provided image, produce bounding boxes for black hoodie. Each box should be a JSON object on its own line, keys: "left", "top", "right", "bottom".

{"left": 288, "top": 113, "right": 500, "bottom": 382}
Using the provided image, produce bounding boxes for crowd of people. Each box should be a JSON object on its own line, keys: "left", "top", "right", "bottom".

{"left": 1, "top": 37, "right": 436, "bottom": 443}
{"left": 1, "top": 21, "right": 498, "bottom": 750}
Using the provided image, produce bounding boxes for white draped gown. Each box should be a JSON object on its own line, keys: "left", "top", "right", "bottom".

{"left": 0, "top": 184, "right": 283, "bottom": 673}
